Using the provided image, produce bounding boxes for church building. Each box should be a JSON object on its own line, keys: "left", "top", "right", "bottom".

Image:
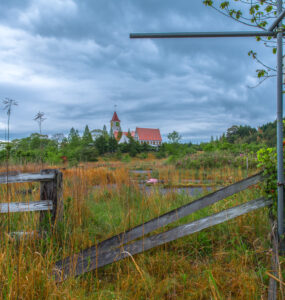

{"left": 110, "top": 111, "right": 162, "bottom": 147}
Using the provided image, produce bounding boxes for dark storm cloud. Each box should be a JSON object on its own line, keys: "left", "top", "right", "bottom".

{"left": 0, "top": 0, "right": 277, "bottom": 141}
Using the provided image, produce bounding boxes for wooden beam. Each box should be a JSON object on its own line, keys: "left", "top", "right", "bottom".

{"left": 55, "top": 172, "right": 263, "bottom": 272}
{"left": 268, "top": 218, "right": 278, "bottom": 300}
{"left": 53, "top": 197, "right": 271, "bottom": 282}
{"left": 0, "top": 172, "right": 55, "bottom": 184}
{"left": 0, "top": 200, "right": 53, "bottom": 213}
{"left": 40, "top": 169, "right": 63, "bottom": 229}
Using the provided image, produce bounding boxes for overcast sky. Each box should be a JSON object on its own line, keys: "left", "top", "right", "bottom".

{"left": 0, "top": 0, "right": 277, "bottom": 142}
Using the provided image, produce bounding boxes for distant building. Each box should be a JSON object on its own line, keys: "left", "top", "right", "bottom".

{"left": 134, "top": 127, "right": 162, "bottom": 146}
{"left": 118, "top": 134, "right": 130, "bottom": 144}
{"left": 110, "top": 111, "right": 162, "bottom": 147}
{"left": 110, "top": 111, "right": 121, "bottom": 132}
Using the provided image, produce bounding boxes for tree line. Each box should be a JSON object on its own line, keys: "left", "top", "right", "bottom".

{"left": 0, "top": 118, "right": 281, "bottom": 165}
{"left": 1, "top": 125, "right": 157, "bottom": 165}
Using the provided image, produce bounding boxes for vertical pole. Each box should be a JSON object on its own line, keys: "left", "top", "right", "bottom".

{"left": 40, "top": 169, "right": 63, "bottom": 231}
{"left": 277, "top": 0, "right": 284, "bottom": 252}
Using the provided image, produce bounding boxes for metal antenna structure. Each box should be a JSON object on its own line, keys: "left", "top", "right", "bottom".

{"left": 3, "top": 98, "right": 18, "bottom": 144}
{"left": 130, "top": 2, "right": 285, "bottom": 251}
{"left": 34, "top": 111, "right": 46, "bottom": 136}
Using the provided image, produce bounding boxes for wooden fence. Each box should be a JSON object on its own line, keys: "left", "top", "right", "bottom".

{"left": 0, "top": 169, "right": 63, "bottom": 232}
{"left": 0, "top": 169, "right": 278, "bottom": 297}
{"left": 53, "top": 172, "right": 273, "bottom": 283}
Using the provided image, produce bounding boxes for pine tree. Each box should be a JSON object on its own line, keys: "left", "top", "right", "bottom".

{"left": 108, "top": 136, "right": 118, "bottom": 153}
{"left": 68, "top": 127, "right": 80, "bottom": 147}
{"left": 82, "top": 125, "right": 93, "bottom": 145}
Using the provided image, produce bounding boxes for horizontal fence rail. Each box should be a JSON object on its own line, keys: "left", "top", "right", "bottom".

{"left": 0, "top": 169, "right": 63, "bottom": 235}
{"left": 53, "top": 197, "right": 272, "bottom": 282}
{"left": 0, "top": 172, "right": 55, "bottom": 184}
{"left": 0, "top": 200, "right": 53, "bottom": 213}
{"left": 54, "top": 172, "right": 264, "bottom": 281}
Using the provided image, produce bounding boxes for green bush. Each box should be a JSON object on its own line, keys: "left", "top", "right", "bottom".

{"left": 121, "top": 154, "right": 131, "bottom": 163}
{"left": 175, "top": 151, "right": 258, "bottom": 170}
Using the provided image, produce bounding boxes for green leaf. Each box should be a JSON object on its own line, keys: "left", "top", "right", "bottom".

{"left": 236, "top": 10, "right": 242, "bottom": 19}
{"left": 220, "top": 1, "right": 229, "bottom": 9}
{"left": 265, "top": 5, "right": 273, "bottom": 12}
{"left": 203, "top": 0, "right": 213, "bottom": 6}
{"left": 257, "top": 69, "right": 267, "bottom": 78}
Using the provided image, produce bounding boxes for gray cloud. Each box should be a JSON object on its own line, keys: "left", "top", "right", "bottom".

{"left": 0, "top": 0, "right": 277, "bottom": 142}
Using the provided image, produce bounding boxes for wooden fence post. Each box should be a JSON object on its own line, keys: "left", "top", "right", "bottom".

{"left": 40, "top": 169, "right": 63, "bottom": 230}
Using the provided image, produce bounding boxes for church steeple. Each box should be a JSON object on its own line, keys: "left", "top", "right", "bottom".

{"left": 111, "top": 111, "right": 121, "bottom": 132}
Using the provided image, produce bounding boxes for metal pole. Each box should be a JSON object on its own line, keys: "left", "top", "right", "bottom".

{"left": 277, "top": 0, "right": 284, "bottom": 252}
{"left": 130, "top": 31, "right": 275, "bottom": 39}
{"left": 268, "top": 10, "right": 285, "bottom": 31}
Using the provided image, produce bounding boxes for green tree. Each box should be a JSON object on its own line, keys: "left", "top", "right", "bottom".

{"left": 167, "top": 131, "right": 182, "bottom": 144}
{"left": 117, "top": 129, "right": 123, "bottom": 141}
{"left": 95, "top": 135, "right": 108, "bottom": 155}
{"left": 108, "top": 136, "right": 118, "bottom": 153}
{"left": 51, "top": 133, "right": 64, "bottom": 149}
{"left": 82, "top": 125, "right": 93, "bottom": 145}
{"left": 68, "top": 127, "right": 80, "bottom": 147}
{"left": 102, "top": 125, "right": 109, "bottom": 139}
{"left": 91, "top": 129, "right": 103, "bottom": 139}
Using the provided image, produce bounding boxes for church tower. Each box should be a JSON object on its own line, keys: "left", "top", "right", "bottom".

{"left": 110, "top": 111, "right": 121, "bottom": 132}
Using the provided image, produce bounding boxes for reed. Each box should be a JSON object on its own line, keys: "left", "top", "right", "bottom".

{"left": 0, "top": 159, "right": 282, "bottom": 299}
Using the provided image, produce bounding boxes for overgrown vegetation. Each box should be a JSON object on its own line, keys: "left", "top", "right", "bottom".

{"left": 0, "top": 117, "right": 284, "bottom": 298}
{"left": 0, "top": 161, "right": 283, "bottom": 299}
{"left": 1, "top": 119, "right": 283, "bottom": 168}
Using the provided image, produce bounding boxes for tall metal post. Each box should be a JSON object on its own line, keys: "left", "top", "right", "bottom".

{"left": 277, "top": 0, "right": 284, "bottom": 251}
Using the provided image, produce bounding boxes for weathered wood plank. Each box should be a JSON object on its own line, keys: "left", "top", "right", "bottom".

{"left": 40, "top": 169, "right": 63, "bottom": 228}
{"left": 9, "top": 231, "right": 46, "bottom": 240}
{"left": 268, "top": 219, "right": 278, "bottom": 300}
{"left": 0, "top": 172, "right": 55, "bottom": 184}
{"left": 54, "top": 197, "right": 271, "bottom": 282}
{"left": 0, "top": 200, "right": 53, "bottom": 213}
{"left": 55, "top": 172, "right": 263, "bottom": 272}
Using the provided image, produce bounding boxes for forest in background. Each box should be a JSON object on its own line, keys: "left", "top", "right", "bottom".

{"left": 0, "top": 118, "right": 282, "bottom": 166}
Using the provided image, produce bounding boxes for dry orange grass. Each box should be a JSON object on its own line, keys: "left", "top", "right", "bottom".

{"left": 0, "top": 160, "right": 282, "bottom": 299}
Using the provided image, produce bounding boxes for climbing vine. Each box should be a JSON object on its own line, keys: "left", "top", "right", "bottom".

{"left": 257, "top": 148, "right": 277, "bottom": 214}
{"left": 257, "top": 123, "right": 285, "bottom": 217}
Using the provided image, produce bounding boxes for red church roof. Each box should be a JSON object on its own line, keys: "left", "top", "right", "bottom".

{"left": 136, "top": 128, "right": 162, "bottom": 141}
{"left": 111, "top": 111, "right": 120, "bottom": 122}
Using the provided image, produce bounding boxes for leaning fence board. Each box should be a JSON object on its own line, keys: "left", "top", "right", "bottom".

{"left": 54, "top": 197, "right": 271, "bottom": 282}
{"left": 55, "top": 172, "right": 263, "bottom": 272}
{"left": 0, "top": 173, "right": 55, "bottom": 184}
{"left": 0, "top": 200, "right": 53, "bottom": 213}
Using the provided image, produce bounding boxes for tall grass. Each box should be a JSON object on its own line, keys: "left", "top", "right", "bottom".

{"left": 0, "top": 159, "right": 283, "bottom": 299}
